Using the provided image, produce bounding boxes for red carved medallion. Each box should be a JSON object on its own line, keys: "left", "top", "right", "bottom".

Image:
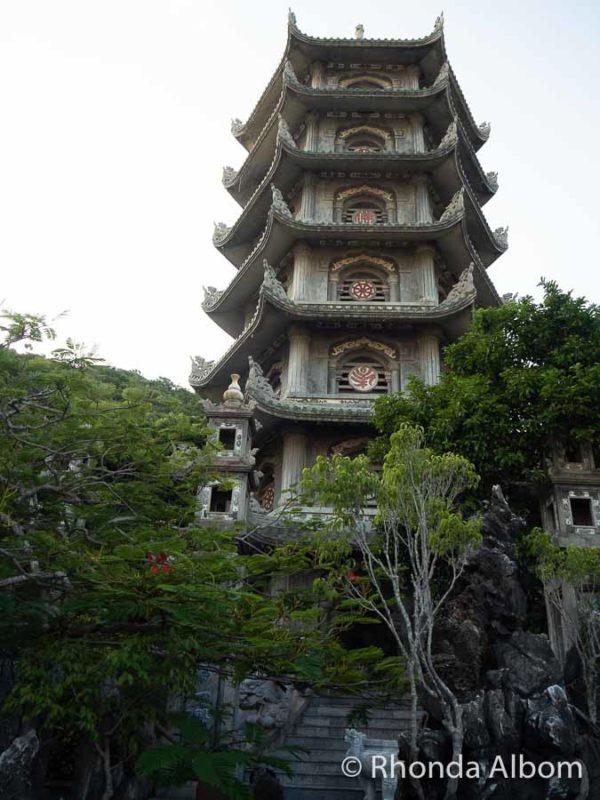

{"left": 348, "top": 365, "right": 379, "bottom": 392}
{"left": 350, "top": 280, "right": 375, "bottom": 300}
{"left": 352, "top": 209, "right": 377, "bottom": 224}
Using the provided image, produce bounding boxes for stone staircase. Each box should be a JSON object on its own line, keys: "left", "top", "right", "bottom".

{"left": 153, "top": 693, "right": 413, "bottom": 800}
{"left": 279, "top": 693, "right": 413, "bottom": 800}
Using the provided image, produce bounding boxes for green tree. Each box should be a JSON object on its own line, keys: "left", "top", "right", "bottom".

{"left": 374, "top": 282, "right": 600, "bottom": 502}
{"left": 524, "top": 529, "right": 600, "bottom": 724}
{"left": 0, "top": 311, "right": 371, "bottom": 798}
{"left": 302, "top": 424, "right": 481, "bottom": 800}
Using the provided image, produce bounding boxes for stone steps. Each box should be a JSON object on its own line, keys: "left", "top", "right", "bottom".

{"left": 278, "top": 693, "right": 411, "bottom": 799}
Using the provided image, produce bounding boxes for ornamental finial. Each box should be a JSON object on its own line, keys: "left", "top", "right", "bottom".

{"left": 288, "top": 8, "right": 297, "bottom": 28}
{"left": 231, "top": 118, "right": 244, "bottom": 136}
{"left": 486, "top": 171, "right": 499, "bottom": 191}
{"left": 478, "top": 121, "right": 491, "bottom": 139}
{"left": 434, "top": 12, "right": 444, "bottom": 31}
{"left": 222, "top": 165, "right": 238, "bottom": 185}
{"left": 223, "top": 374, "right": 244, "bottom": 405}
{"left": 355, "top": 23, "right": 364, "bottom": 40}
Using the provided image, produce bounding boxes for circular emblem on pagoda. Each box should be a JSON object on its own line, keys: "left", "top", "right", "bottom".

{"left": 348, "top": 364, "right": 379, "bottom": 392}
{"left": 352, "top": 208, "right": 377, "bottom": 224}
{"left": 350, "top": 280, "right": 375, "bottom": 301}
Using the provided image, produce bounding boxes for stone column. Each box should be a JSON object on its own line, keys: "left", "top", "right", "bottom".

{"left": 310, "top": 62, "right": 325, "bottom": 89}
{"left": 419, "top": 334, "right": 441, "bottom": 386}
{"left": 281, "top": 431, "right": 308, "bottom": 497}
{"left": 304, "top": 112, "right": 320, "bottom": 151}
{"left": 409, "top": 113, "right": 425, "bottom": 153}
{"left": 299, "top": 173, "right": 316, "bottom": 221}
{"left": 388, "top": 273, "right": 399, "bottom": 302}
{"left": 416, "top": 245, "right": 438, "bottom": 303}
{"left": 414, "top": 176, "right": 432, "bottom": 223}
{"left": 291, "top": 243, "right": 312, "bottom": 301}
{"left": 286, "top": 325, "right": 311, "bottom": 396}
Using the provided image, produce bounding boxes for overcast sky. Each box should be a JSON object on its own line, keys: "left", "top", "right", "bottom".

{"left": 2, "top": 1, "right": 599, "bottom": 386}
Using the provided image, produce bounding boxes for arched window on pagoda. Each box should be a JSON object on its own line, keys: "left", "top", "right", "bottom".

{"left": 329, "top": 254, "right": 398, "bottom": 301}
{"left": 337, "top": 265, "right": 390, "bottom": 302}
{"left": 335, "top": 125, "right": 391, "bottom": 154}
{"left": 336, "top": 350, "right": 390, "bottom": 394}
{"left": 334, "top": 185, "right": 396, "bottom": 225}
{"left": 339, "top": 74, "right": 392, "bottom": 90}
{"left": 329, "top": 338, "right": 398, "bottom": 396}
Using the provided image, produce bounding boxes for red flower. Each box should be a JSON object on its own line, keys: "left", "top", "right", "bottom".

{"left": 150, "top": 564, "right": 160, "bottom": 574}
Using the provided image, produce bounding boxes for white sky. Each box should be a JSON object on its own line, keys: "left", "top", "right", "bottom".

{"left": 2, "top": 1, "right": 599, "bottom": 387}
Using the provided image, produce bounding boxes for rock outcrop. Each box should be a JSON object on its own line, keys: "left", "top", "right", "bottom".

{"left": 401, "top": 487, "right": 599, "bottom": 800}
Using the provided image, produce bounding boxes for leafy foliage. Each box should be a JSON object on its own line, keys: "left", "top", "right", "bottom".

{"left": 373, "top": 282, "right": 600, "bottom": 500}
{"left": 0, "top": 310, "right": 377, "bottom": 796}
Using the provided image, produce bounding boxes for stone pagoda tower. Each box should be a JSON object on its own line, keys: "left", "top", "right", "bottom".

{"left": 190, "top": 12, "right": 506, "bottom": 527}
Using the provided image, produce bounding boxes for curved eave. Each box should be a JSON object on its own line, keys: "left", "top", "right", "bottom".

{"left": 227, "top": 79, "right": 487, "bottom": 206}
{"left": 234, "top": 18, "right": 446, "bottom": 151}
{"left": 448, "top": 66, "right": 488, "bottom": 152}
{"left": 216, "top": 206, "right": 469, "bottom": 269}
{"left": 194, "top": 281, "right": 478, "bottom": 394}
{"left": 251, "top": 393, "right": 374, "bottom": 424}
{"left": 462, "top": 190, "right": 506, "bottom": 268}
{"left": 266, "top": 288, "right": 477, "bottom": 340}
{"left": 222, "top": 140, "right": 462, "bottom": 247}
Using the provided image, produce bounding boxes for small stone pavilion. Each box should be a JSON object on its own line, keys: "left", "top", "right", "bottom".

{"left": 190, "top": 11, "right": 507, "bottom": 529}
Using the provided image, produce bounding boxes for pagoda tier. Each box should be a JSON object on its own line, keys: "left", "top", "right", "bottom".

{"left": 192, "top": 261, "right": 477, "bottom": 395}
{"left": 225, "top": 118, "right": 495, "bottom": 210}
{"left": 233, "top": 12, "right": 486, "bottom": 155}
{"left": 218, "top": 118, "right": 496, "bottom": 253}
{"left": 207, "top": 205, "right": 501, "bottom": 336}
{"left": 192, "top": 14, "right": 506, "bottom": 521}
{"left": 225, "top": 68, "right": 490, "bottom": 205}
{"left": 214, "top": 192, "right": 504, "bottom": 272}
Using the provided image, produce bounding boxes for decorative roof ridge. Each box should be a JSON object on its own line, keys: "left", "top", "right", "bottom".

{"left": 288, "top": 8, "right": 444, "bottom": 47}
{"left": 285, "top": 74, "right": 445, "bottom": 97}
{"left": 458, "top": 168, "right": 508, "bottom": 253}
{"left": 446, "top": 62, "right": 488, "bottom": 146}
{"left": 262, "top": 283, "right": 476, "bottom": 320}
{"left": 213, "top": 141, "right": 287, "bottom": 249}
{"left": 460, "top": 227, "right": 502, "bottom": 305}
{"left": 439, "top": 263, "right": 476, "bottom": 308}
{"left": 190, "top": 293, "right": 268, "bottom": 388}
{"left": 452, "top": 119, "right": 498, "bottom": 195}
{"left": 230, "top": 24, "right": 294, "bottom": 145}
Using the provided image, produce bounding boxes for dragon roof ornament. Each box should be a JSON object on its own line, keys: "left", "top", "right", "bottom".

{"left": 493, "top": 226, "right": 509, "bottom": 249}
{"left": 213, "top": 221, "right": 232, "bottom": 244}
{"left": 262, "top": 259, "right": 288, "bottom": 301}
{"left": 434, "top": 12, "right": 445, "bottom": 31}
{"left": 189, "top": 356, "right": 215, "bottom": 386}
{"left": 277, "top": 115, "right": 297, "bottom": 149}
{"left": 222, "top": 166, "right": 238, "bottom": 186}
{"left": 441, "top": 263, "right": 476, "bottom": 307}
{"left": 231, "top": 118, "right": 245, "bottom": 136}
{"left": 288, "top": 8, "right": 298, "bottom": 29}
{"left": 246, "top": 356, "right": 276, "bottom": 402}
{"left": 284, "top": 59, "right": 301, "bottom": 87}
{"left": 478, "top": 121, "right": 491, "bottom": 139}
{"left": 433, "top": 61, "right": 450, "bottom": 87}
{"left": 439, "top": 187, "right": 465, "bottom": 223}
{"left": 438, "top": 119, "right": 457, "bottom": 150}
{"left": 486, "top": 171, "right": 499, "bottom": 191}
{"left": 202, "top": 285, "right": 224, "bottom": 311}
{"left": 271, "top": 184, "right": 292, "bottom": 218}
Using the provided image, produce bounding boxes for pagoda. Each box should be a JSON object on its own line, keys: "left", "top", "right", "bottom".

{"left": 190, "top": 12, "right": 507, "bottom": 527}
